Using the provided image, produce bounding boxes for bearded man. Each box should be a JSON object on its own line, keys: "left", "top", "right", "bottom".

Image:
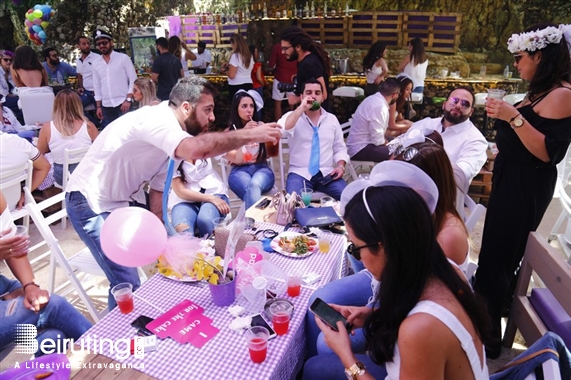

{"left": 346, "top": 78, "right": 402, "bottom": 162}
{"left": 65, "top": 76, "right": 282, "bottom": 311}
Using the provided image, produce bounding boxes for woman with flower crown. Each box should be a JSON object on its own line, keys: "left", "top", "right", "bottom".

{"left": 475, "top": 23, "right": 571, "bottom": 359}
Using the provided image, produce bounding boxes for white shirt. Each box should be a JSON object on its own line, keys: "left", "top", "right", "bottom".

{"left": 191, "top": 49, "right": 212, "bottom": 73}
{"left": 410, "top": 116, "right": 488, "bottom": 182}
{"left": 365, "top": 64, "right": 384, "bottom": 84}
{"left": 67, "top": 101, "right": 189, "bottom": 214}
{"left": 0, "top": 132, "right": 41, "bottom": 210}
{"left": 228, "top": 53, "right": 253, "bottom": 85}
{"left": 346, "top": 93, "right": 390, "bottom": 157}
{"left": 403, "top": 59, "right": 428, "bottom": 89}
{"left": 48, "top": 121, "right": 92, "bottom": 164}
{"left": 92, "top": 50, "right": 137, "bottom": 107}
{"left": 76, "top": 51, "right": 100, "bottom": 92}
{"left": 278, "top": 110, "right": 350, "bottom": 180}
{"left": 168, "top": 159, "right": 227, "bottom": 209}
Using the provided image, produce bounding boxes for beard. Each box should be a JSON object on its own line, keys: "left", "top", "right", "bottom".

{"left": 286, "top": 50, "right": 298, "bottom": 61}
{"left": 443, "top": 108, "right": 470, "bottom": 125}
{"left": 184, "top": 109, "right": 208, "bottom": 136}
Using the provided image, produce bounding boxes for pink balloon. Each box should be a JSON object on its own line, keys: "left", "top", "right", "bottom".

{"left": 101, "top": 207, "right": 167, "bottom": 267}
{"left": 25, "top": 19, "right": 33, "bottom": 27}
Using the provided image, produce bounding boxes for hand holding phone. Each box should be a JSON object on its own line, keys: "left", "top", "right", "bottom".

{"left": 309, "top": 298, "right": 353, "bottom": 333}
{"left": 319, "top": 174, "right": 335, "bottom": 186}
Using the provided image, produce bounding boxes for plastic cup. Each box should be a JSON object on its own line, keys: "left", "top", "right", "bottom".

{"left": 301, "top": 189, "right": 313, "bottom": 206}
{"left": 213, "top": 217, "right": 227, "bottom": 229}
{"left": 14, "top": 225, "right": 28, "bottom": 237}
{"left": 265, "top": 141, "right": 279, "bottom": 158}
{"left": 269, "top": 300, "right": 293, "bottom": 335}
{"left": 287, "top": 272, "right": 302, "bottom": 297}
{"left": 320, "top": 196, "right": 334, "bottom": 207}
{"left": 319, "top": 231, "right": 332, "bottom": 253}
{"left": 111, "top": 283, "right": 134, "bottom": 314}
{"left": 487, "top": 88, "right": 506, "bottom": 100}
{"left": 245, "top": 326, "right": 269, "bottom": 363}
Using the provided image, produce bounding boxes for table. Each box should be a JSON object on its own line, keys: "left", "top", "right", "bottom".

{"left": 68, "top": 223, "right": 348, "bottom": 380}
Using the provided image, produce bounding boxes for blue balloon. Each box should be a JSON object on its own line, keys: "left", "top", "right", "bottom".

{"left": 42, "top": 13, "right": 50, "bottom": 22}
{"left": 41, "top": 5, "right": 51, "bottom": 16}
{"left": 32, "top": 24, "right": 41, "bottom": 33}
{"left": 28, "top": 26, "right": 35, "bottom": 34}
{"left": 34, "top": 4, "right": 41, "bottom": 10}
{"left": 38, "top": 30, "right": 46, "bottom": 39}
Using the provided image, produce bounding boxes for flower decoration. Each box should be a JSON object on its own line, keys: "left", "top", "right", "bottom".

{"left": 507, "top": 24, "right": 569, "bottom": 53}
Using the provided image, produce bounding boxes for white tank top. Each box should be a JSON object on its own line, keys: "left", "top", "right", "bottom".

{"left": 48, "top": 121, "right": 92, "bottom": 164}
{"left": 402, "top": 59, "right": 428, "bottom": 89}
{"left": 365, "top": 64, "right": 384, "bottom": 84}
{"left": 385, "top": 300, "right": 489, "bottom": 380}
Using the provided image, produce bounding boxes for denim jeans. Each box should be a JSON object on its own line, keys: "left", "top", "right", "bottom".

{"left": 228, "top": 163, "right": 275, "bottom": 209}
{"left": 171, "top": 194, "right": 230, "bottom": 237}
{"left": 491, "top": 332, "right": 571, "bottom": 380}
{"left": 65, "top": 191, "right": 141, "bottom": 310}
{"left": 303, "top": 353, "right": 388, "bottom": 380}
{"left": 100, "top": 105, "right": 124, "bottom": 130}
{"left": 0, "top": 277, "right": 92, "bottom": 357}
{"left": 53, "top": 162, "right": 79, "bottom": 187}
{"left": 286, "top": 172, "right": 347, "bottom": 201}
{"left": 306, "top": 270, "right": 374, "bottom": 358}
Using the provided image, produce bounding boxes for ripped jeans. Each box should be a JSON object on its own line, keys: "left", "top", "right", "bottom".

{"left": 0, "top": 276, "right": 92, "bottom": 357}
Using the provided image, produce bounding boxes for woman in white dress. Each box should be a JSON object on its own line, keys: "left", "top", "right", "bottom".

{"left": 363, "top": 42, "right": 389, "bottom": 96}
{"left": 397, "top": 38, "right": 428, "bottom": 93}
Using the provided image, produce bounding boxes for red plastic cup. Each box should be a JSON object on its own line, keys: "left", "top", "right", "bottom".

{"left": 245, "top": 326, "right": 269, "bottom": 363}
{"left": 111, "top": 283, "right": 134, "bottom": 314}
{"left": 269, "top": 300, "right": 293, "bottom": 336}
{"left": 287, "top": 273, "right": 302, "bottom": 297}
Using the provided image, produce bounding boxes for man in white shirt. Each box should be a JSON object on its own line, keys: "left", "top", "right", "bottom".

{"left": 409, "top": 86, "right": 488, "bottom": 216}
{"left": 347, "top": 78, "right": 401, "bottom": 162}
{"left": 91, "top": 28, "right": 137, "bottom": 129}
{"left": 75, "top": 36, "right": 100, "bottom": 126}
{"left": 191, "top": 41, "right": 212, "bottom": 74}
{"left": 278, "top": 79, "right": 349, "bottom": 200}
{"left": 65, "top": 76, "right": 282, "bottom": 311}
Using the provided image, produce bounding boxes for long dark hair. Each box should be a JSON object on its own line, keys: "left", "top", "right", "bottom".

{"left": 363, "top": 41, "right": 386, "bottom": 72}
{"left": 280, "top": 26, "right": 332, "bottom": 77}
{"left": 395, "top": 76, "right": 413, "bottom": 117}
{"left": 344, "top": 186, "right": 490, "bottom": 364}
{"left": 168, "top": 36, "right": 182, "bottom": 60}
{"left": 229, "top": 91, "right": 267, "bottom": 163}
{"left": 394, "top": 141, "right": 465, "bottom": 233}
{"left": 230, "top": 33, "right": 252, "bottom": 69}
{"left": 524, "top": 23, "right": 571, "bottom": 102}
{"left": 409, "top": 38, "right": 428, "bottom": 65}
{"left": 12, "top": 45, "right": 43, "bottom": 71}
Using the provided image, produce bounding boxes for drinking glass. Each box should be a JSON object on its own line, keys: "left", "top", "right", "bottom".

{"left": 111, "top": 283, "right": 134, "bottom": 314}
{"left": 245, "top": 326, "right": 269, "bottom": 363}
{"left": 319, "top": 231, "right": 332, "bottom": 253}
{"left": 269, "top": 301, "right": 293, "bottom": 335}
{"left": 301, "top": 189, "right": 313, "bottom": 206}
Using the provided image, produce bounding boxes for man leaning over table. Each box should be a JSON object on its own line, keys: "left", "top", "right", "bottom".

{"left": 91, "top": 27, "right": 137, "bottom": 129}
{"left": 65, "top": 76, "right": 282, "bottom": 311}
{"left": 278, "top": 79, "right": 349, "bottom": 200}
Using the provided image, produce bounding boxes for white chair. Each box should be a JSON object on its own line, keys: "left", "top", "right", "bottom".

{"left": 19, "top": 90, "right": 55, "bottom": 126}
{"left": 24, "top": 188, "right": 148, "bottom": 322}
{"left": 464, "top": 195, "right": 486, "bottom": 234}
{"left": 53, "top": 147, "right": 90, "bottom": 229}
{"left": 339, "top": 119, "right": 377, "bottom": 182}
{"left": 0, "top": 160, "right": 32, "bottom": 231}
{"left": 278, "top": 137, "right": 327, "bottom": 201}
{"left": 503, "top": 93, "right": 526, "bottom": 105}
{"left": 548, "top": 144, "right": 571, "bottom": 245}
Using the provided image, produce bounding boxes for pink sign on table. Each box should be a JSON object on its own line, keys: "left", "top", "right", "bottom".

{"left": 146, "top": 299, "right": 219, "bottom": 347}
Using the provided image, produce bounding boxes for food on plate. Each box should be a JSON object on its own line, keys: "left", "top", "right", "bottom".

{"left": 156, "top": 253, "right": 223, "bottom": 284}
{"left": 278, "top": 235, "right": 317, "bottom": 255}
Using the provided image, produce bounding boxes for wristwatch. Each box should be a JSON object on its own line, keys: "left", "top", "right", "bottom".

{"left": 126, "top": 97, "right": 133, "bottom": 103}
{"left": 344, "top": 361, "right": 366, "bottom": 379}
{"left": 509, "top": 114, "right": 524, "bottom": 129}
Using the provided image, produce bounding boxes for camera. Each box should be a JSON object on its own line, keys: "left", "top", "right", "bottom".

{"left": 277, "top": 79, "right": 297, "bottom": 93}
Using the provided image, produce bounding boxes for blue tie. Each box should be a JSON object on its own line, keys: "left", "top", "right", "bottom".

{"left": 308, "top": 124, "right": 320, "bottom": 176}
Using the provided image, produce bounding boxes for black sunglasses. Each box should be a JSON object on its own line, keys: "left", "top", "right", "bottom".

{"left": 448, "top": 97, "right": 471, "bottom": 109}
{"left": 96, "top": 40, "right": 109, "bottom": 47}
{"left": 513, "top": 54, "right": 525, "bottom": 64}
{"left": 347, "top": 242, "right": 378, "bottom": 261}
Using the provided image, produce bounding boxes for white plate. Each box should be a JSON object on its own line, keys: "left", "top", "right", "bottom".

{"left": 159, "top": 272, "right": 200, "bottom": 282}
{"left": 270, "top": 231, "right": 318, "bottom": 258}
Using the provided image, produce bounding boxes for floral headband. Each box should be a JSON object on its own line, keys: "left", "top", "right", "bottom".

{"left": 507, "top": 24, "right": 571, "bottom": 53}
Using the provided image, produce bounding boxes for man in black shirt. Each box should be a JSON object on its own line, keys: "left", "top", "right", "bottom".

{"left": 280, "top": 26, "right": 331, "bottom": 111}
{"left": 151, "top": 37, "right": 183, "bottom": 101}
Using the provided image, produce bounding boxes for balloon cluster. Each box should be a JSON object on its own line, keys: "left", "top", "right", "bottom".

{"left": 24, "top": 4, "right": 55, "bottom": 46}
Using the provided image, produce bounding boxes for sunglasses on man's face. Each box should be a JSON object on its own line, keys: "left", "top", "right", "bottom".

{"left": 347, "top": 242, "right": 378, "bottom": 261}
{"left": 447, "top": 97, "right": 471, "bottom": 110}
{"left": 96, "top": 41, "right": 109, "bottom": 47}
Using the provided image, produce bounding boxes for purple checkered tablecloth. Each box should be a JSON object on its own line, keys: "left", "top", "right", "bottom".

{"left": 78, "top": 224, "right": 348, "bottom": 380}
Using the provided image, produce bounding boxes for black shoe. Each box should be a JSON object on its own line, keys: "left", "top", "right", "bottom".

{"left": 485, "top": 340, "right": 502, "bottom": 359}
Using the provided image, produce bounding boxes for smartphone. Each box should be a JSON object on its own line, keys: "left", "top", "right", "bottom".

{"left": 309, "top": 298, "right": 352, "bottom": 332}
{"left": 131, "top": 315, "right": 155, "bottom": 336}
{"left": 319, "top": 174, "right": 335, "bottom": 186}
{"left": 250, "top": 313, "right": 277, "bottom": 339}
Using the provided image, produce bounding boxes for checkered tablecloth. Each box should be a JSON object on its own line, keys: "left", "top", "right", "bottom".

{"left": 78, "top": 224, "right": 348, "bottom": 380}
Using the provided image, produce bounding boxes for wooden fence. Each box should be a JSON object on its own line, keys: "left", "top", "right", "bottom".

{"left": 177, "top": 11, "right": 461, "bottom": 53}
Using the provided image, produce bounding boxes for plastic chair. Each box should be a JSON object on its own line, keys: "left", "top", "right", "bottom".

{"left": 23, "top": 188, "right": 148, "bottom": 322}
{"left": 503, "top": 93, "right": 526, "bottom": 105}
{"left": 19, "top": 90, "right": 55, "bottom": 126}
{"left": 53, "top": 146, "right": 90, "bottom": 229}
{"left": 464, "top": 195, "right": 486, "bottom": 234}
{"left": 0, "top": 160, "right": 32, "bottom": 231}
{"left": 548, "top": 144, "right": 571, "bottom": 245}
